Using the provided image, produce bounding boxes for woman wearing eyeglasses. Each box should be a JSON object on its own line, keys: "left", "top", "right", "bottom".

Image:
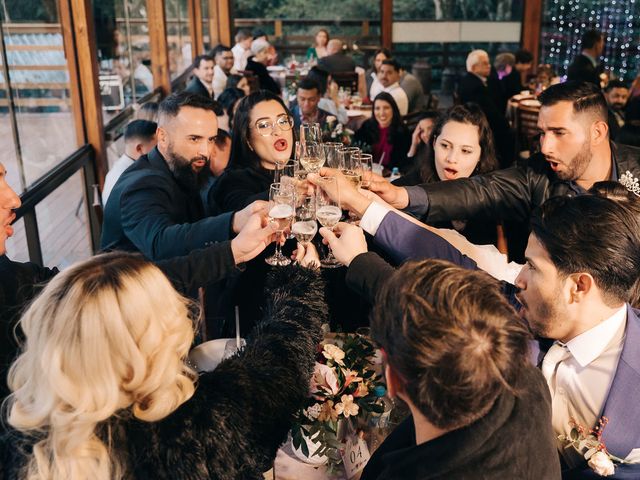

{"left": 214, "top": 90, "right": 295, "bottom": 213}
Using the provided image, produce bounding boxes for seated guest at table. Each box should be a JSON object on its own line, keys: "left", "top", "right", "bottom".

{"left": 214, "top": 90, "right": 294, "bottom": 212}
{"left": 0, "top": 250, "right": 326, "bottom": 480}
{"left": 200, "top": 129, "right": 234, "bottom": 217}
{"left": 353, "top": 92, "right": 411, "bottom": 173}
{"left": 245, "top": 39, "right": 281, "bottom": 95}
{"left": 502, "top": 49, "right": 533, "bottom": 98}
{"left": 317, "top": 39, "right": 356, "bottom": 74}
{"left": 231, "top": 28, "right": 253, "bottom": 72}
{"left": 366, "top": 48, "right": 391, "bottom": 99}
{"left": 307, "top": 66, "right": 349, "bottom": 125}
{"left": 101, "top": 92, "right": 264, "bottom": 261}
{"left": 290, "top": 78, "right": 333, "bottom": 131}
{"left": 211, "top": 45, "right": 236, "bottom": 98}
{"left": 617, "top": 96, "right": 640, "bottom": 147}
{"left": 252, "top": 29, "right": 278, "bottom": 66}
{"left": 103, "top": 119, "right": 157, "bottom": 206}
{"left": 604, "top": 79, "right": 629, "bottom": 141}
{"left": 394, "top": 104, "right": 500, "bottom": 246}
{"left": 493, "top": 52, "right": 515, "bottom": 81}
{"left": 369, "top": 59, "right": 409, "bottom": 116}
{"left": 458, "top": 49, "right": 514, "bottom": 167}
{"left": 406, "top": 110, "right": 439, "bottom": 159}
{"left": 185, "top": 54, "right": 215, "bottom": 99}
{"left": 226, "top": 73, "right": 251, "bottom": 96}
{"left": 306, "top": 28, "right": 330, "bottom": 61}
{"left": 567, "top": 29, "right": 604, "bottom": 86}
{"left": 217, "top": 87, "right": 245, "bottom": 130}
{"left": 359, "top": 259, "right": 559, "bottom": 480}
{"left": 399, "top": 64, "right": 425, "bottom": 114}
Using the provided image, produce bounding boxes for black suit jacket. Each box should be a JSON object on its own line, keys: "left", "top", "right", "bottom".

{"left": 317, "top": 52, "right": 356, "bottom": 74}
{"left": 245, "top": 57, "right": 281, "bottom": 95}
{"left": 567, "top": 53, "right": 601, "bottom": 86}
{"left": 101, "top": 147, "right": 233, "bottom": 260}
{"left": 185, "top": 76, "right": 213, "bottom": 99}
{"left": 502, "top": 68, "right": 525, "bottom": 99}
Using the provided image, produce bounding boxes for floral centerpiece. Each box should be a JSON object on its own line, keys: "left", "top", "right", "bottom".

{"left": 290, "top": 332, "right": 386, "bottom": 474}
{"left": 558, "top": 417, "right": 628, "bottom": 477}
{"left": 323, "top": 116, "right": 354, "bottom": 145}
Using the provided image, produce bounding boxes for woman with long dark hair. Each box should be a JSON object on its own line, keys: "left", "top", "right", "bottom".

{"left": 214, "top": 90, "right": 295, "bottom": 213}
{"left": 352, "top": 92, "right": 411, "bottom": 173}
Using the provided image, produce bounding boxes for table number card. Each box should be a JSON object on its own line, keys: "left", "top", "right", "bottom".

{"left": 341, "top": 434, "right": 371, "bottom": 479}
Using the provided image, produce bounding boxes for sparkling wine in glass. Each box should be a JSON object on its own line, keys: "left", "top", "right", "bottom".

{"left": 338, "top": 147, "right": 363, "bottom": 221}
{"left": 265, "top": 183, "right": 295, "bottom": 266}
{"left": 300, "top": 122, "right": 322, "bottom": 145}
{"left": 358, "top": 153, "right": 374, "bottom": 190}
{"left": 300, "top": 142, "right": 326, "bottom": 173}
{"left": 315, "top": 176, "right": 342, "bottom": 268}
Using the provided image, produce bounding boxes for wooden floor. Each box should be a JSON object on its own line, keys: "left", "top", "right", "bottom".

{"left": 2, "top": 112, "right": 94, "bottom": 268}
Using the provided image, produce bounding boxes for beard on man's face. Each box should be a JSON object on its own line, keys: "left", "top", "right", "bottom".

{"left": 165, "top": 144, "right": 211, "bottom": 189}
{"left": 554, "top": 138, "right": 592, "bottom": 182}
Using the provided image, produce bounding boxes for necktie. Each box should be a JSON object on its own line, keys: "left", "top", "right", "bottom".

{"left": 541, "top": 342, "right": 571, "bottom": 395}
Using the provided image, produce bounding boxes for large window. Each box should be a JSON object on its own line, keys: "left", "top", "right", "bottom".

{"left": 166, "top": 0, "right": 192, "bottom": 79}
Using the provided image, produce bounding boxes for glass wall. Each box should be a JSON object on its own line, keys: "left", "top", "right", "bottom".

{"left": 93, "top": 0, "right": 152, "bottom": 122}
{"left": 166, "top": 0, "right": 192, "bottom": 79}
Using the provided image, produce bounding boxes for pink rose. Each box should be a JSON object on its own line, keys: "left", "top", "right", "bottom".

{"left": 310, "top": 362, "right": 340, "bottom": 399}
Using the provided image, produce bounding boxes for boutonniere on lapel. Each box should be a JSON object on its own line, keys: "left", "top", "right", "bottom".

{"left": 558, "top": 417, "right": 627, "bottom": 477}
{"left": 619, "top": 170, "right": 640, "bottom": 197}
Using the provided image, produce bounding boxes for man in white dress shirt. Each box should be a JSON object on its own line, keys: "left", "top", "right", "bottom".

{"left": 231, "top": 29, "right": 253, "bottom": 72}
{"left": 102, "top": 120, "right": 157, "bottom": 206}
{"left": 369, "top": 59, "right": 409, "bottom": 116}
{"left": 211, "top": 45, "right": 236, "bottom": 98}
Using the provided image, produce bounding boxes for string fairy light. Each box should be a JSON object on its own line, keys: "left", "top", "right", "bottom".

{"left": 540, "top": 0, "right": 639, "bottom": 80}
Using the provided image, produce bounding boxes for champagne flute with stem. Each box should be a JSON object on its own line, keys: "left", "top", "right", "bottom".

{"left": 300, "top": 141, "right": 326, "bottom": 174}
{"left": 315, "top": 176, "right": 342, "bottom": 268}
{"left": 265, "top": 183, "right": 295, "bottom": 266}
{"left": 292, "top": 193, "right": 318, "bottom": 248}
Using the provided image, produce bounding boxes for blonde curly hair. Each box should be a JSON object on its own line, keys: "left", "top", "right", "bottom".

{"left": 6, "top": 252, "right": 197, "bottom": 480}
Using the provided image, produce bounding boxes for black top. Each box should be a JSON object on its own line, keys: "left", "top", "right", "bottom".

{"left": 245, "top": 57, "right": 281, "bottom": 94}
{"left": 616, "top": 124, "right": 640, "bottom": 148}
{"left": 567, "top": 53, "right": 601, "bottom": 86}
{"left": 213, "top": 166, "right": 273, "bottom": 213}
{"left": 361, "top": 366, "right": 561, "bottom": 480}
{"left": 501, "top": 68, "right": 525, "bottom": 99}
{"left": 1, "top": 266, "right": 326, "bottom": 480}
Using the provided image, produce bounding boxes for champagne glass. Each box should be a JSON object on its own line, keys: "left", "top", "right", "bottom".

{"left": 339, "top": 148, "right": 363, "bottom": 189}
{"left": 292, "top": 194, "right": 318, "bottom": 246}
{"left": 265, "top": 183, "right": 295, "bottom": 266}
{"left": 323, "top": 142, "right": 343, "bottom": 169}
{"left": 315, "top": 176, "right": 342, "bottom": 268}
{"left": 274, "top": 159, "right": 298, "bottom": 184}
{"left": 358, "top": 153, "right": 374, "bottom": 190}
{"left": 300, "top": 141, "right": 326, "bottom": 173}
{"left": 300, "top": 122, "right": 322, "bottom": 144}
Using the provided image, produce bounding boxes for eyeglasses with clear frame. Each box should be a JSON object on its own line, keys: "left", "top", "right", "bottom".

{"left": 251, "top": 114, "right": 294, "bottom": 136}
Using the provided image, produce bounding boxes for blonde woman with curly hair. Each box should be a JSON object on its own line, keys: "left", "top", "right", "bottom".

{"left": 1, "top": 251, "right": 325, "bottom": 480}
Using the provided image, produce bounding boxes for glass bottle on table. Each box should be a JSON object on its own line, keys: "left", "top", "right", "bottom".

{"left": 265, "top": 183, "right": 295, "bottom": 266}
{"left": 315, "top": 176, "right": 342, "bottom": 268}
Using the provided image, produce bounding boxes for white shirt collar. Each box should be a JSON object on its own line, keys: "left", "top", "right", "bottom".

{"left": 383, "top": 82, "right": 401, "bottom": 91}
{"left": 564, "top": 304, "right": 627, "bottom": 367}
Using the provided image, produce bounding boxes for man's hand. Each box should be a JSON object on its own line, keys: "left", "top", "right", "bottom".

{"left": 230, "top": 213, "right": 278, "bottom": 264}
{"left": 308, "top": 169, "right": 372, "bottom": 217}
{"left": 368, "top": 180, "right": 410, "bottom": 209}
{"left": 319, "top": 222, "right": 368, "bottom": 267}
{"left": 232, "top": 200, "right": 269, "bottom": 234}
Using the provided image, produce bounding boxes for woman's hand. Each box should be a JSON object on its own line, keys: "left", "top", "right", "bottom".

{"left": 318, "top": 223, "right": 368, "bottom": 267}
{"left": 408, "top": 123, "right": 424, "bottom": 157}
{"left": 308, "top": 169, "right": 372, "bottom": 217}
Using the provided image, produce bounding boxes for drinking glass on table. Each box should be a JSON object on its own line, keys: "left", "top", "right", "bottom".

{"left": 300, "top": 141, "right": 326, "bottom": 173}
{"left": 315, "top": 176, "right": 342, "bottom": 268}
{"left": 265, "top": 183, "right": 295, "bottom": 266}
{"left": 292, "top": 194, "right": 318, "bottom": 246}
{"left": 358, "top": 153, "right": 374, "bottom": 190}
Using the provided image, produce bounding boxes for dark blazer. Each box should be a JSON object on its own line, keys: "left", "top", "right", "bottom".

{"left": 567, "top": 53, "right": 601, "bottom": 86}
{"left": 361, "top": 366, "right": 560, "bottom": 480}
{"left": 361, "top": 211, "right": 640, "bottom": 476}
{"left": 502, "top": 68, "right": 525, "bottom": 99}
{"left": 213, "top": 166, "right": 273, "bottom": 213}
{"left": 317, "top": 52, "right": 356, "bottom": 74}
{"left": 185, "top": 76, "right": 213, "bottom": 99}
{"left": 101, "top": 147, "right": 233, "bottom": 261}
{"left": 608, "top": 108, "right": 625, "bottom": 141}
{"left": 245, "top": 57, "right": 281, "bottom": 95}
{"left": 1, "top": 266, "right": 326, "bottom": 480}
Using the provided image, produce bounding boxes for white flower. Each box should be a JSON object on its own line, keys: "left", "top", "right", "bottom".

{"left": 334, "top": 394, "right": 360, "bottom": 418}
{"left": 310, "top": 362, "right": 340, "bottom": 398}
{"left": 322, "top": 344, "right": 345, "bottom": 366}
{"left": 304, "top": 403, "right": 322, "bottom": 420}
{"left": 587, "top": 451, "right": 615, "bottom": 477}
{"left": 326, "top": 115, "right": 337, "bottom": 125}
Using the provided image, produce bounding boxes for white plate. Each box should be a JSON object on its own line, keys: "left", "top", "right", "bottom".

{"left": 520, "top": 99, "right": 541, "bottom": 108}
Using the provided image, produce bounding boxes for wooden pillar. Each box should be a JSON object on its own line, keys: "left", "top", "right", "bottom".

{"left": 381, "top": 0, "right": 393, "bottom": 50}
{"left": 64, "top": 0, "right": 108, "bottom": 189}
{"left": 208, "top": 0, "right": 220, "bottom": 47}
{"left": 146, "top": 0, "right": 171, "bottom": 95}
{"left": 521, "top": 0, "right": 543, "bottom": 67}
{"left": 217, "top": 0, "right": 232, "bottom": 47}
{"left": 187, "top": 0, "right": 204, "bottom": 59}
